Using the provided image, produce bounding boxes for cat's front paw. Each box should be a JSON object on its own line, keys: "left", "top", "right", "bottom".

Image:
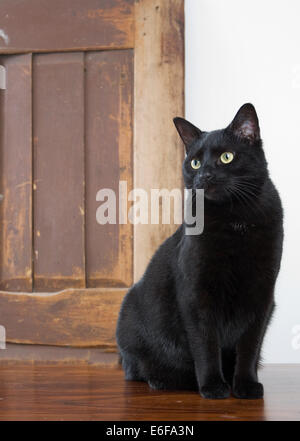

{"left": 148, "top": 379, "right": 168, "bottom": 390}
{"left": 233, "top": 378, "right": 264, "bottom": 399}
{"left": 200, "top": 381, "right": 230, "bottom": 399}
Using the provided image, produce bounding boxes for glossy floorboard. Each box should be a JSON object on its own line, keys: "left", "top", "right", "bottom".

{"left": 0, "top": 363, "right": 299, "bottom": 421}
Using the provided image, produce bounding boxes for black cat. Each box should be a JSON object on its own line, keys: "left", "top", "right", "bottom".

{"left": 116, "top": 104, "right": 283, "bottom": 399}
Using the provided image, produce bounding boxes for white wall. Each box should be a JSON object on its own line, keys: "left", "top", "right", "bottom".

{"left": 185, "top": 0, "right": 300, "bottom": 363}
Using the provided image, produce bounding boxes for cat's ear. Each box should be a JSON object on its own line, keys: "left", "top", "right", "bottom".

{"left": 173, "top": 117, "right": 202, "bottom": 151}
{"left": 227, "top": 103, "right": 260, "bottom": 144}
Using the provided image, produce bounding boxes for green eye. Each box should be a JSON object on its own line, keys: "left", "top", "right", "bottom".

{"left": 191, "top": 159, "right": 201, "bottom": 169}
{"left": 220, "top": 152, "right": 234, "bottom": 164}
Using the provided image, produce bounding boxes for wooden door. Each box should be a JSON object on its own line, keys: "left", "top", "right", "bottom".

{"left": 0, "top": 0, "right": 184, "bottom": 357}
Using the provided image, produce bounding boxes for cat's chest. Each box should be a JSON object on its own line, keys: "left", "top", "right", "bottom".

{"left": 185, "top": 224, "right": 265, "bottom": 286}
{"left": 201, "top": 223, "right": 259, "bottom": 261}
{"left": 181, "top": 221, "right": 272, "bottom": 282}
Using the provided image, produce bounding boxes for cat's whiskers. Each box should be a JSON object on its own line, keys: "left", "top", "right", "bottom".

{"left": 225, "top": 186, "right": 249, "bottom": 212}
{"left": 226, "top": 184, "right": 265, "bottom": 220}
{"left": 231, "top": 177, "right": 261, "bottom": 190}
{"left": 229, "top": 183, "right": 267, "bottom": 220}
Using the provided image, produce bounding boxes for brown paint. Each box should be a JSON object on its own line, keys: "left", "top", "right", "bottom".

{"left": 33, "top": 53, "right": 85, "bottom": 291}
{"left": 0, "top": 0, "right": 134, "bottom": 53}
{"left": 85, "top": 50, "right": 133, "bottom": 288}
{"left": 0, "top": 54, "right": 32, "bottom": 292}
{"left": 0, "top": 288, "right": 125, "bottom": 347}
{"left": 0, "top": 343, "right": 119, "bottom": 366}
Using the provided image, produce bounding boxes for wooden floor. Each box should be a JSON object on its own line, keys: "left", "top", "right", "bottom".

{"left": 0, "top": 363, "right": 299, "bottom": 421}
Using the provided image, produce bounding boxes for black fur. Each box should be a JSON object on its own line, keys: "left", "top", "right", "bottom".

{"left": 116, "top": 104, "right": 283, "bottom": 399}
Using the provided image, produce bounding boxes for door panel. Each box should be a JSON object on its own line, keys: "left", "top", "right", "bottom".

{"left": 0, "top": 49, "right": 135, "bottom": 348}
{"left": 0, "top": 288, "right": 126, "bottom": 348}
{"left": 85, "top": 50, "right": 133, "bottom": 288}
{"left": 0, "top": 54, "right": 32, "bottom": 292}
{"left": 33, "top": 53, "right": 86, "bottom": 291}
{"left": 32, "top": 50, "right": 133, "bottom": 291}
{"left": 0, "top": 0, "right": 134, "bottom": 53}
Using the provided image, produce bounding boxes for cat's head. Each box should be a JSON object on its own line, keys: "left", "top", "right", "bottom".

{"left": 174, "top": 103, "right": 268, "bottom": 203}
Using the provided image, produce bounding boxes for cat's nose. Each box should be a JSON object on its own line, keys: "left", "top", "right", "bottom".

{"left": 201, "top": 172, "right": 213, "bottom": 181}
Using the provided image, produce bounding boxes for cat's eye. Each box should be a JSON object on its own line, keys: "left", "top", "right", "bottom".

{"left": 220, "top": 152, "right": 234, "bottom": 164}
{"left": 191, "top": 159, "right": 201, "bottom": 170}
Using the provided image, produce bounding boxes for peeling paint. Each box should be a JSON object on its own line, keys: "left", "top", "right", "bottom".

{"left": 0, "top": 29, "right": 9, "bottom": 45}
{"left": 0, "top": 65, "right": 6, "bottom": 90}
{"left": 16, "top": 181, "right": 31, "bottom": 189}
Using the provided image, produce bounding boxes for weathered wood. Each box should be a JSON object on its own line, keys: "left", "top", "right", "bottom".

{"left": 0, "top": 1, "right": 185, "bottom": 354}
{"left": 85, "top": 50, "right": 133, "bottom": 288}
{"left": 33, "top": 53, "right": 85, "bottom": 291}
{"left": 0, "top": 288, "right": 125, "bottom": 347}
{"left": 0, "top": 54, "right": 32, "bottom": 292}
{"left": 134, "top": 0, "right": 185, "bottom": 281}
{"left": 0, "top": 343, "right": 119, "bottom": 365}
{"left": 0, "top": 0, "right": 134, "bottom": 53}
